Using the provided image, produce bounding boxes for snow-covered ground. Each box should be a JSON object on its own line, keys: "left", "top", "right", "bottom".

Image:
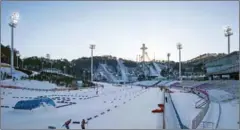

{"left": 1, "top": 67, "right": 28, "bottom": 79}
{"left": 1, "top": 80, "right": 164, "bottom": 129}
{"left": 1, "top": 79, "right": 238, "bottom": 129}
{"left": 207, "top": 89, "right": 234, "bottom": 102}
{"left": 133, "top": 80, "right": 160, "bottom": 86}
{"left": 87, "top": 88, "right": 164, "bottom": 129}
{"left": 170, "top": 92, "right": 201, "bottom": 128}
{"left": 217, "top": 100, "right": 239, "bottom": 129}
{"left": 0, "top": 80, "right": 59, "bottom": 89}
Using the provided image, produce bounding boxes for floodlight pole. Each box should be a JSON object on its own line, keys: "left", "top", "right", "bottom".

{"left": 9, "top": 23, "right": 15, "bottom": 79}
{"left": 167, "top": 53, "right": 170, "bottom": 79}
{"left": 177, "top": 43, "right": 182, "bottom": 82}
{"left": 224, "top": 26, "right": 233, "bottom": 54}
{"left": 90, "top": 44, "right": 95, "bottom": 82}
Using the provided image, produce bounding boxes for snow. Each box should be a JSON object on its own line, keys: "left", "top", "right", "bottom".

{"left": 31, "top": 71, "right": 40, "bottom": 76}
{"left": 117, "top": 59, "right": 128, "bottom": 82}
{"left": 165, "top": 93, "right": 180, "bottom": 129}
{"left": 152, "top": 62, "right": 163, "bottom": 78}
{"left": 0, "top": 80, "right": 60, "bottom": 89}
{"left": 1, "top": 67, "right": 28, "bottom": 79}
{"left": 1, "top": 79, "right": 238, "bottom": 129}
{"left": 87, "top": 88, "right": 164, "bottom": 129}
{"left": 133, "top": 80, "right": 159, "bottom": 86}
{"left": 41, "top": 69, "right": 74, "bottom": 78}
{"left": 1, "top": 81, "right": 164, "bottom": 129}
{"left": 170, "top": 92, "right": 201, "bottom": 128}
{"left": 197, "top": 102, "right": 219, "bottom": 129}
{"left": 217, "top": 100, "right": 239, "bottom": 129}
{"left": 207, "top": 89, "right": 233, "bottom": 102}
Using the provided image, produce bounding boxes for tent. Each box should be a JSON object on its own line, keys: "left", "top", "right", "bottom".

{"left": 13, "top": 97, "right": 56, "bottom": 110}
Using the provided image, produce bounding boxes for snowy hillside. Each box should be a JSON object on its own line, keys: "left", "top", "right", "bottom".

{"left": 1, "top": 67, "right": 28, "bottom": 79}
{"left": 1, "top": 80, "right": 60, "bottom": 89}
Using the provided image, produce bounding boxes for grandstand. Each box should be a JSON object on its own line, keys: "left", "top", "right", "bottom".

{"left": 205, "top": 51, "right": 239, "bottom": 80}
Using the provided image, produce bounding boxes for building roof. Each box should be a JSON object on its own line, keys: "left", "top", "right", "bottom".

{"left": 206, "top": 51, "right": 239, "bottom": 65}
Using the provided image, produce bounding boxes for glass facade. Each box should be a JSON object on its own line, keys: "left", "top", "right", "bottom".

{"left": 205, "top": 51, "right": 239, "bottom": 74}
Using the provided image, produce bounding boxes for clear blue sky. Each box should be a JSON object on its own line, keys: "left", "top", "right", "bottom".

{"left": 1, "top": 1, "right": 239, "bottom": 61}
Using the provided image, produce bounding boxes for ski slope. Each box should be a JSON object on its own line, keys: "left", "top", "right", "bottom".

{"left": 153, "top": 62, "right": 163, "bottom": 78}
{"left": 149, "top": 65, "right": 159, "bottom": 77}
{"left": 1, "top": 67, "right": 28, "bottom": 79}
{"left": 99, "top": 64, "right": 118, "bottom": 83}
{"left": 117, "top": 59, "right": 128, "bottom": 82}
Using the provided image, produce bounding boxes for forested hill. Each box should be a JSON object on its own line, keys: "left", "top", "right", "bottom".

{"left": 1, "top": 44, "right": 137, "bottom": 78}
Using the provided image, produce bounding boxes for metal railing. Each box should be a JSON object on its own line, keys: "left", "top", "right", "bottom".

{"left": 191, "top": 89, "right": 210, "bottom": 129}
{"left": 198, "top": 121, "right": 214, "bottom": 129}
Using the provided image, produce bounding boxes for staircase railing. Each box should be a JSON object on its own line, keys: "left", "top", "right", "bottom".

{"left": 191, "top": 89, "right": 210, "bottom": 129}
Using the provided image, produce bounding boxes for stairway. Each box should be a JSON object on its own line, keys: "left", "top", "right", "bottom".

{"left": 195, "top": 98, "right": 207, "bottom": 109}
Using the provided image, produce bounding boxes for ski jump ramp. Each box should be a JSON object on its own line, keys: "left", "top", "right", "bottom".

{"left": 117, "top": 59, "right": 128, "bottom": 82}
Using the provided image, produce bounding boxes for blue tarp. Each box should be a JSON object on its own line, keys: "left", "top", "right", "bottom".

{"left": 14, "top": 97, "right": 56, "bottom": 110}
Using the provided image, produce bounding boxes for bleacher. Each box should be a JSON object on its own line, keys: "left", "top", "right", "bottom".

{"left": 195, "top": 80, "right": 240, "bottom": 101}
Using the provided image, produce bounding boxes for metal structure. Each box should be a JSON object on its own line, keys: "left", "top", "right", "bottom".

{"left": 140, "top": 43, "right": 147, "bottom": 62}
{"left": 224, "top": 26, "right": 233, "bottom": 54}
{"left": 16, "top": 51, "right": 20, "bottom": 68}
{"left": 46, "top": 54, "right": 52, "bottom": 72}
{"left": 9, "top": 12, "right": 20, "bottom": 79}
{"left": 167, "top": 53, "right": 171, "bottom": 79}
{"left": 90, "top": 44, "right": 96, "bottom": 82}
{"left": 177, "top": 43, "right": 182, "bottom": 81}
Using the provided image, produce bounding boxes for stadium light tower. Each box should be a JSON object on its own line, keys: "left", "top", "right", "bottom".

{"left": 177, "top": 43, "right": 183, "bottom": 81}
{"left": 167, "top": 53, "right": 171, "bottom": 79}
{"left": 224, "top": 26, "right": 233, "bottom": 54}
{"left": 9, "top": 12, "right": 20, "bottom": 79}
{"left": 90, "top": 44, "right": 96, "bottom": 82}
{"left": 16, "top": 51, "right": 20, "bottom": 68}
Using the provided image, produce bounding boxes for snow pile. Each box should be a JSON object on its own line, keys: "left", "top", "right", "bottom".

{"left": 0, "top": 80, "right": 59, "bottom": 89}
{"left": 31, "top": 71, "right": 40, "bottom": 76}
{"left": 133, "top": 80, "right": 159, "bottom": 86}
{"left": 1, "top": 67, "right": 28, "bottom": 79}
